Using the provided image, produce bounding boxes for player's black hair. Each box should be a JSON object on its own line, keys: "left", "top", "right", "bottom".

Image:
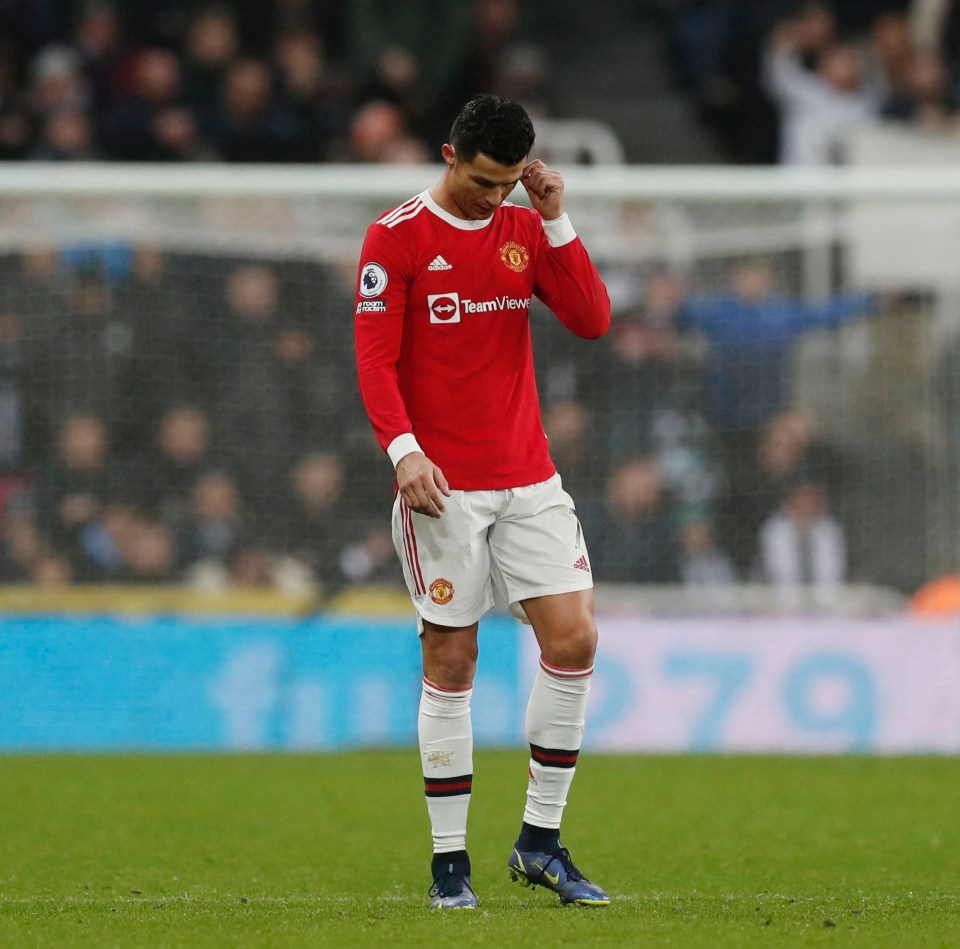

{"left": 449, "top": 94, "right": 535, "bottom": 166}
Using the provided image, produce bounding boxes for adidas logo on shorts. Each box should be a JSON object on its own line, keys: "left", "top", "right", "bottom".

{"left": 573, "top": 555, "right": 590, "bottom": 572}
{"left": 428, "top": 255, "right": 453, "bottom": 271}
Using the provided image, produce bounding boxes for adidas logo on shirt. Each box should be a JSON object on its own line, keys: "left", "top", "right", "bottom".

{"left": 428, "top": 255, "right": 453, "bottom": 271}
{"left": 573, "top": 555, "right": 590, "bottom": 572}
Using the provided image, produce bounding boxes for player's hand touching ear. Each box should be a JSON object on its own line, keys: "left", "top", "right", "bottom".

{"left": 522, "top": 160, "right": 565, "bottom": 221}
{"left": 396, "top": 452, "right": 451, "bottom": 518}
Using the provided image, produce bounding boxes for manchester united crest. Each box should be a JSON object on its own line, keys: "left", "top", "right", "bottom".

{"left": 499, "top": 241, "right": 529, "bottom": 273}
{"left": 429, "top": 577, "right": 455, "bottom": 605}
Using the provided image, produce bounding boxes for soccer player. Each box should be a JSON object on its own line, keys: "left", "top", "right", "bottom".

{"left": 353, "top": 94, "right": 611, "bottom": 909}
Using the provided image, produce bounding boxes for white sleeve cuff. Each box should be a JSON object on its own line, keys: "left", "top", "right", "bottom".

{"left": 387, "top": 433, "right": 424, "bottom": 468}
{"left": 542, "top": 213, "right": 577, "bottom": 247}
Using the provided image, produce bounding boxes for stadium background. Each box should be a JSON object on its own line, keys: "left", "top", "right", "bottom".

{"left": 1, "top": 0, "right": 959, "bottom": 755}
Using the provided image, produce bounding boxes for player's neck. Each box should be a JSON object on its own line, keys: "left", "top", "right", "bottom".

{"left": 429, "top": 182, "right": 468, "bottom": 221}
{"left": 428, "top": 179, "right": 495, "bottom": 224}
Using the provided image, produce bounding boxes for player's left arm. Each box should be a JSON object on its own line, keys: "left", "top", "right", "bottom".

{"left": 523, "top": 159, "right": 611, "bottom": 339}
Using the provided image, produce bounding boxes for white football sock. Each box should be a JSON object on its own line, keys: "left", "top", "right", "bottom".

{"left": 419, "top": 678, "right": 473, "bottom": 854}
{"left": 523, "top": 656, "right": 593, "bottom": 830}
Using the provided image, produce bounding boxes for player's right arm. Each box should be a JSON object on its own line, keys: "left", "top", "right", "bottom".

{"left": 353, "top": 221, "right": 450, "bottom": 517}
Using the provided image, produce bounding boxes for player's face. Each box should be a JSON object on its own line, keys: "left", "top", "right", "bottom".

{"left": 444, "top": 147, "right": 526, "bottom": 220}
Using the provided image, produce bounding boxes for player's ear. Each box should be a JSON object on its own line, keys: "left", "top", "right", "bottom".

{"left": 441, "top": 143, "right": 456, "bottom": 168}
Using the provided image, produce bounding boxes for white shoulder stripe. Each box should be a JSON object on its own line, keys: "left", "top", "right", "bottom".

{"left": 383, "top": 202, "right": 426, "bottom": 228}
{"left": 377, "top": 196, "right": 423, "bottom": 226}
{"left": 377, "top": 195, "right": 420, "bottom": 224}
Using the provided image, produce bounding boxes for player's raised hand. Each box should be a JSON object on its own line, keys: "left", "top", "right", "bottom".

{"left": 521, "top": 159, "right": 565, "bottom": 220}
{"left": 396, "top": 452, "right": 451, "bottom": 518}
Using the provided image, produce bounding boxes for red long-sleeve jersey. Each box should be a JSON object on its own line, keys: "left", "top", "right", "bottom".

{"left": 354, "top": 189, "right": 610, "bottom": 490}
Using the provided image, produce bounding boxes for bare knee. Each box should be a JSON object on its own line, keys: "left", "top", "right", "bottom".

{"left": 421, "top": 622, "right": 479, "bottom": 690}
{"left": 542, "top": 615, "right": 597, "bottom": 670}
{"left": 523, "top": 591, "right": 598, "bottom": 670}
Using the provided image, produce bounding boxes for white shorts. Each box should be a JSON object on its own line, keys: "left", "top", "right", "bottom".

{"left": 391, "top": 472, "right": 593, "bottom": 631}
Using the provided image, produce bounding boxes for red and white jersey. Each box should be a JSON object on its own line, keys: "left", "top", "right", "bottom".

{"left": 354, "top": 189, "right": 610, "bottom": 490}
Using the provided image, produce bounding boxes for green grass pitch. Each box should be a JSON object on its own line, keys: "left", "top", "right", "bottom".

{"left": 1, "top": 752, "right": 958, "bottom": 947}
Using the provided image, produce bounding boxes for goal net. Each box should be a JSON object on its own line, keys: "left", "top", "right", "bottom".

{"left": 0, "top": 164, "right": 957, "bottom": 611}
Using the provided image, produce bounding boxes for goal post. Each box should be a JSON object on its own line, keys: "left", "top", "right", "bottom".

{"left": 0, "top": 163, "right": 956, "bottom": 605}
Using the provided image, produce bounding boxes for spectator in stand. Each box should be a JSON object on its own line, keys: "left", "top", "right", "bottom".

{"left": 32, "top": 109, "right": 99, "bottom": 160}
{"left": 341, "top": 98, "right": 417, "bottom": 162}
{"left": 33, "top": 413, "right": 118, "bottom": 577}
{"left": 114, "top": 246, "right": 202, "bottom": 416}
{"left": 721, "top": 405, "right": 846, "bottom": 577}
{"left": 339, "top": 519, "right": 403, "bottom": 586}
{"left": 271, "top": 450, "right": 354, "bottom": 590}
{"left": 354, "top": 44, "right": 428, "bottom": 140}
{"left": 540, "top": 399, "right": 600, "bottom": 502}
{"left": 32, "top": 267, "right": 126, "bottom": 437}
{"left": 487, "top": 41, "right": 556, "bottom": 119}
{"left": 598, "top": 267, "right": 720, "bottom": 533}
{"left": 599, "top": 267, "right": 696, "bottom": 459}
{"left": 188, "top": 529, "right": 314, "bottom": 592}
{"left": 215, "top": 318, "right": 342, "bottom": 514}
{"left": 578, "top": 456, "right": 683, "bottom": 584}
{"left": 74, "top": 2, "right": 122, "bottom": 112}
{"left": 339, "top": 420, "right": 405, "bottom": 530}
{"left": 74, "top": 496, "right": 181, "bottom": 583}
{"left": 273, "top": 29, "right": 351, "bottom": 159}
{"left": 0, "top": 495, "right": 45, "bottom": 582}
{"left": 664, "top": 0, "right": 784, "bottom": 163}
{"left": 175, "top": 468, "right": 246, "bottom": 571}
{"left": 39, "top": 261, "right": 176, "bottom": 455}
{"left": 437, "top": 0, "right": 522, "bottom": 122}
{"left": 27, "top": 45, "right": 90, "bottom": 122}
{"left": 376, "top": 133, "right": 430, "bottom": 163}
{"left": 181, "top": 5, "right": 240, "bottom": 116}
{"left": 236, "top": 0, "right": 350, "bottom": 63}
{"left": 273, "top": 257, "right": 357, "bottom": 352}
{"left": 211, "top": 58, "right": 309, "bottom": 163}
{"left": 865, "top": 12, "right": 914, "bottom": 102}
{"left": 763, "top": 9, "right": 881, "bottom": 164}
{"left": 207, "top": 262, "right": 282, "bottom": 401}
{"left": 13, "top": 247, "right": 71, "bottom": 325}
{"left": 0, "top": 42, "right": 31, "bottom": 160}
{"left": 679, "top": 518, "right": 736, "bottom": 588}
{"left": 0, "top": 109, "right": 31, "bottom": 160}
{"left": 136, "top": 404, "right": 220, "bottom": 528}
{"left": 100, "top": 47, "right": 204, "bottom": 161}
{"left": 348, "top": 0, "right": 470, "bottom": 143}
{"left": 679, "top": 258, "right": 876, "bottom": 444}
{"left": 758, "top": 468, "right": 847, "bottom": 597}
{"left": 881, "top": 49, "right": 959, "bottom": 127}
{"left": 7, "top": 248, "right": 69, "bottom": 454}
{"left": 223, "top": 262, "right": 280, "bottom": 342}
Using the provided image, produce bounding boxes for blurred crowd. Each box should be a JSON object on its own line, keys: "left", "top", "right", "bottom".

{"left": 0, "top": 245, "right": 886, "bottom": 597}
{"left": 0, "top": 0, "right": 942, "bottom": 597}
{"left": 533, "top": 259, "right": 881, "bottom": 596}
{"left": 4, "top": 0, "right": 958, "bottom": 170}
{"left": 662, "top": 0, "right": 960, "bottom": 163}
{"left": 0, "top": 247, "right": 403, "bottom": 594}
{"left": 0, "top": 0, "right": 554, "bottom": 165}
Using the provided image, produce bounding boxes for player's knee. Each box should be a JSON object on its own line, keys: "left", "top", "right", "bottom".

{"left": 543, "top": 613, "right": 598, "bottom": 670}
{"left": 421, "top": 627, "right": 478, "bottom": 690}
{"left": 424, "top": 652, "right": 477, "bottom": 691}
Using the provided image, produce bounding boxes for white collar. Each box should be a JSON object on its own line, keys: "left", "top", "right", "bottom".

{"left": 420, "top": 189, "right": 497, "bottom": 230}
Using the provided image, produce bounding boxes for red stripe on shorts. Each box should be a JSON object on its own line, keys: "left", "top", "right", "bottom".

{"left": 402, "top": 499, "right": 426, "bottom": 595}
